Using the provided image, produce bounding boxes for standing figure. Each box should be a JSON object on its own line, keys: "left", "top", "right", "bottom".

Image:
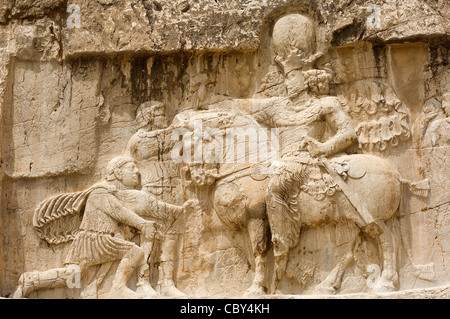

{"left": 126, "top": 100, "right": 186, "bottom": 297}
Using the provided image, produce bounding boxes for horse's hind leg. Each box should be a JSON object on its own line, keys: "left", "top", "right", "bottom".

{"left": 365, "top": 221, "right": 399, "bottom": 292}
{"left": 244, "top": 217, "right": 269, "bottom": 296}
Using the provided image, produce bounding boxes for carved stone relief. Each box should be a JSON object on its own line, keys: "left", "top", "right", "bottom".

{"left": 0, "top": 0, "right": 449, "bottom": 299}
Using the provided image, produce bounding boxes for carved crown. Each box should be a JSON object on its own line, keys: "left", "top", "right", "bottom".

{"left": 271, "top": 13, "right": 322, "bottom": 74}
{"left": 274, "top": 49, "right": 324, "bottom": 74}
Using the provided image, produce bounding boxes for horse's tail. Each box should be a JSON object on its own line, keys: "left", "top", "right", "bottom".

{"left": 398, "top": 178, "right": 435, "bottom": 281}
{"left": 399, "top": 178, "right": 430, "bottom": 198}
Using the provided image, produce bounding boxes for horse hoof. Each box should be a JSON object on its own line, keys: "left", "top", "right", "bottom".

{"left": 158, "top": 280, "right": 186, "bottom": 298}
{"left": 368, "top": 279, "right": 396, "bottom": 293}
{"left": 136, "top": 281, "right": 159, "bottom": 299}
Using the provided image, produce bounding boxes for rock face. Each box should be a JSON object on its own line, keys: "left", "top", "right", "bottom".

{"left": 0, "top": 0, "right": 449, "bottom": 299}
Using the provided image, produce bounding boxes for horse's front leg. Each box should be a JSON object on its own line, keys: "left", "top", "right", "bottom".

{"left": 244, "top": 218, "right": 269, "bottom": 296}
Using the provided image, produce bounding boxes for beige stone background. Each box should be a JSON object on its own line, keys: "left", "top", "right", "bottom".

{"left": 0, "top": 0, "right": 449, "bottom": 298}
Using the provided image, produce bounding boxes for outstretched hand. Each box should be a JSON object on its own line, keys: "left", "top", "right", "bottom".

{"left": 183, "top": 199, "right": 200, "bottom": 215}
{"left": 140, "top": 221, "right": 162, "bottom": 241}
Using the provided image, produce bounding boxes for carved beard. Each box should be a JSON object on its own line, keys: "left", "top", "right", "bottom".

{"left": 287, "top": 84, "right": 306, "bottom": 99}
{"left": 285, "top": 70, "right": 307, "bottom": 99}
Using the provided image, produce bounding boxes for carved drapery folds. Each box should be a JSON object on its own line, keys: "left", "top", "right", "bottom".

{"left": 1, "top": 1, "right": 448, "bottom": 298}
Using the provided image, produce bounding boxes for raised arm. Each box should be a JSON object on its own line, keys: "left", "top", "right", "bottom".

{"left": 207, "top": 97, "right": 279, "bottom": 126}
{"left": 302, "top": 97, "right": 357, "bottom": 157}
{"left": 133, "top": 191, "right": 183, "bottom": 220}
{"left": 108, "top": 188, "right": 183, "bottom": 221}
{"left": 320, "top": 97, "right": 357, "bottom": 156}
{"left": 125, "top": 132, "right": 140, "bottom": 159}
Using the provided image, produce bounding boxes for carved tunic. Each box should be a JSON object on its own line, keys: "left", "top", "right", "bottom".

{"left": 126, "top": 129, "right": 173, "bottom": 195}
{"left": 64, "top": 187, "right": 182, "bottom": 267}
{"left": 77, "top": 189, "right": 146, "bottom": 235}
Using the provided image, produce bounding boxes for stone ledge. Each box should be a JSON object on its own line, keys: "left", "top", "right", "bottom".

{"left": 258, "top": 285, "right": 450, "bottom": 299}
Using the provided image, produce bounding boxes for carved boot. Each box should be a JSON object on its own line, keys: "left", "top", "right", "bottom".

{"left": 136, "top": 264, "right": 158, "bottom": 298}
{"left": 157, "top": 260, "right": 185, "bottom": 297}
{"left": 13, "top": 271, "right": 39, "bottom": 298}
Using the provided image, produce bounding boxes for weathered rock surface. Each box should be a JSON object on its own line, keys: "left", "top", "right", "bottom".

{"left": 0, "top": 0, "right": 448, "bottom": 299}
